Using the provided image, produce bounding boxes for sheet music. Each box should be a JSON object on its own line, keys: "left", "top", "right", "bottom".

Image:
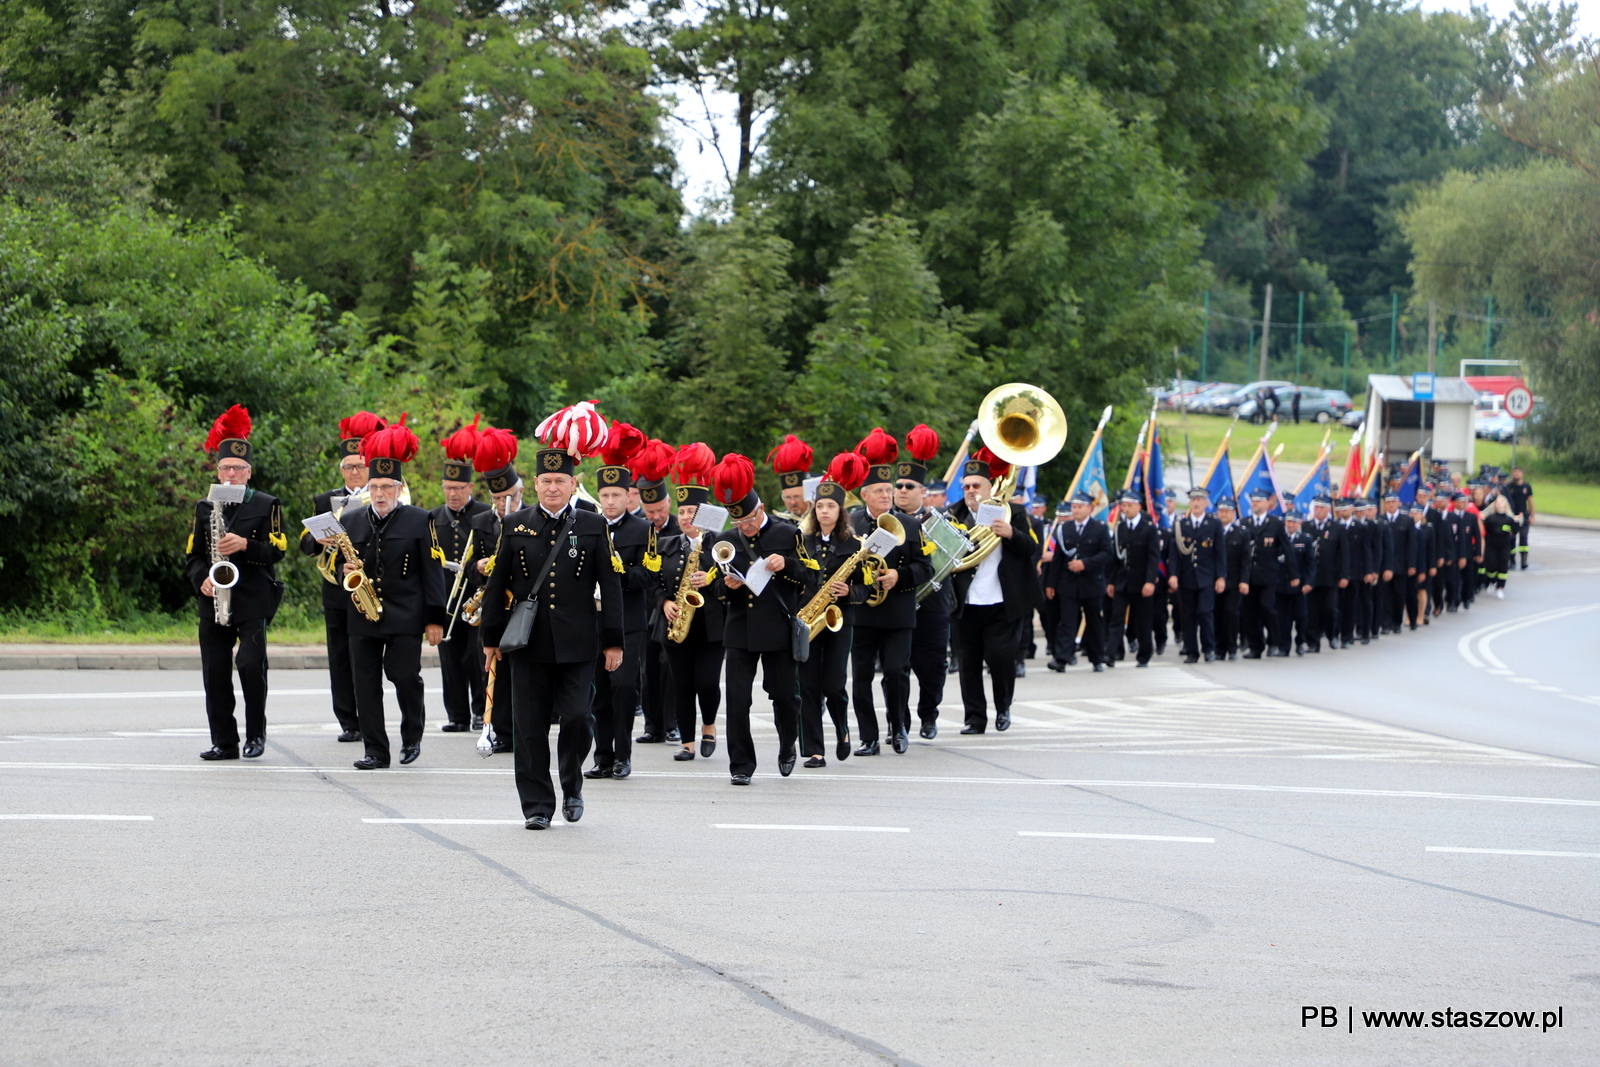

{"left": 301, "top": 512, "right": 345, "bottom": 540}
{"left": 864, "top": 527, "right": 900, "bottom": 557}
{"left": 742, "top": 555, "right": 773, "bottom": 596}
{"left": 975, "top": 502, "right": 1007, "bottom": 526}
{"left": 207, "top": 484, "right": 246, "bottom": 505}
{"left": 694, "top": 503, "right": 729, "bottom": 532}
{"left": 802, "top": 476, "right": 824, "bottom": 502}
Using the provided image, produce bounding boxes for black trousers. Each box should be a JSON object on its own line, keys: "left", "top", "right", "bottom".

{"left": 1155, "top": 585, "right": 1173, "bottom": 651}
{"left": 438, "top": 624, "right": 485, "bottom": 725}
{"left": 1309, "top": 587, "right": 1339, "bottom": 645}
{"left": 800, "top": 624, "right": 851, "bottom": 757}
{"left": 199, "top": 616, "right": 268, "bottom": 748}
{"left": 1177, "top": 586, "right": 1215, "bottom": 657}
{"left": 1338, "top": 584, "right": 1359, "bottom": 643}
{"left": 1357, "top": 579, "right": 1377, "bottom": 638}
{"left": 852, "top": 625, "right": 914, "bottom": 744}
{"left": 1216, "top": 586, "right": 1243, "bottom": 655}
{"left": 1445, "top": 560, "right": 1463, "bottom": 608}
{"left": 957, "top": 604, "right": 1017, "bottom": 730}
{"left": 508, "top": 654, "right": 594, "bottom": 819}
{"left": 910, "top": 610, "right": 949, "bottom": 725}
{"left": 1239, "top": 585, "right": 1276, "bottom": 655}
{"left": 724, "top": 646, "right": 800, "bottom": 778}
{"left": 1039, "top": 598, "right": 1059, "bottom": 660}
{"left": 1270, "top": 590, "right": 1301, "bottom": 652}
{"left": 1387, "top": 575, "right": 1409, "bottom": 631}
{"left": 662, "top": 626, "right": 723, "bottom": 742}
{"left": 1053, "top": 591, "right": 1105, "bottom": 665}
{"left": 591, "top": 630, "right": 643, "bottom": 767}
{"left": 1516, "top": 520, "right": 1530, "bottom": 565}
{"left": 322, "top": 606, "right": 358, "bottom": 733}
{"left": 640, "top": 637, "right": 671, "bottom": 738}
{"left": 1108, "top": 590, "right": 1154, "bottom": 664}
{"left": 349, "top": 633, "right": 425, "bottom": 764}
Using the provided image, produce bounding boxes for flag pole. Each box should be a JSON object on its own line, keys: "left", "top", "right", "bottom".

{"left": 1065, "top": 405, "right": 1113, "bottom": 500}
{"left": 939, "top": 420, "right": 979, "bottom": 487}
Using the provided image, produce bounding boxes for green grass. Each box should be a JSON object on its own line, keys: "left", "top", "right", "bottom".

{"left": 0, "top": 604, "right": 325, "bottom": 645}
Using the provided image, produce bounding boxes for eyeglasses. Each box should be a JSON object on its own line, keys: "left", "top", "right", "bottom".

{"left": 339, "top": 462, "right": 365, "bottom": 471}
{"left": 217, "top": 463, "right": 250, "bottom": 473}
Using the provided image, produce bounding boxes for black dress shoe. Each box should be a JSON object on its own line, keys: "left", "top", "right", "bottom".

{"left": 1242, "top": 650, "right": 1262, "bottom": 660}
{"left": 352, "top": 755, "right": 388, "bottom": 770}
{"left": 525, "top": 814, "right": 550, "bottom": 830}
{"left": 634, "top": 733, "right": 661, "bottom": 744}
{"left": 1154, "top": 643, "right": 1167, "bottom": 656}
{"left": 701, "top": 733, "right": 717, "bottom": 758}
{"left": 1104, "top": 659, "right": 1114, "bottom": 668}
{"left": 490, "top": 740, "right": 513, "bottom": 754}
{"left": 399, "top": 744, "right": 421, "bottom": 765}
{"left": 582, "top": 763, "right": 613, "bottom": 779}
{"left": 892, "top": 730, "right": 908, "bottom": 754}
{"left": 665, "top": 729, "right": 682, "bottom": 743}
{"left": 1182, "top": 654, "right": 1199, "bottom": 664}
{"left": 946, "top": 663, "right": 959, "bottom": 675}
{"left": 995, "top": 709, "right": 1011, "bottom": 731}
{"left": 804, "top": 755, "right": 826, "bottom": 768}
{"left": 1046, "top": 660, "right": 1065, "bottom": 673}
{"left": 470, "top": 716, "right": 484, "bottom": 731}
{"left": 1135, "top": 661, "right": 1149, "bottom": 668}
{"left": 960, "top": 724, "right": 985, "bottom": 735}
{"left": 242, "top": 737, "right": 265, "bottom": 758}
{"left": 611, "top": 760, "right": 631, "bottom": 779}
{"left": 1227, "top": 651, "right": 1239, "bottom": 661}
{"left": 1092, "top": 663, "right": 1104, "bottom": 673}
{"left": 779, "top": 752, "right": 796, "bottom": 777}
{"left": 1063, "top": 655, "right": 1078, "bottom": 667}
{"left": 673, "top": 746, "right": 695, "bottom": 761}
{"left": 730, "top": 774, "right": 751, "bottom": 786}
{"left": 1203, "top": 651, "right": 1217, "bottom": 662}
{"left": 440, "top": 722, "right": 470, "bottom": 733}
{"left": 1014, "top": 662, "right": 1026, "bottom": 678}
{"left": 919, "top": 722, "right": 937, "bottom": 740}
{"left": 1306, "top": 643, "right": 1321, "bottom": 653}
{"left": 562, "top": 795, "right": 584, "bottom": 822}
{"left": 1360, "top": 636, "right": 1370, "bottom": 645}
{"left": 836, "top": 734, "right": 851, "bottom": 761}
{"left": 199, "top": 745, "right": 239, "bottom": 761}
{"left": 336, "top": 730, "right": 361, "bottom": 743}
{"left": 854, "top": 740, "right": 880, "bottom": 756}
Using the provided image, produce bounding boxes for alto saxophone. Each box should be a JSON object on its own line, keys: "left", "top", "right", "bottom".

{"left": 665, "top": 536, "right": 705, "bottom": 644}
{"left": 332, "top": 531, "right": 383, "bottom": 621}
{"left": 797, "top": 545, "right": 862, "bottom": 640}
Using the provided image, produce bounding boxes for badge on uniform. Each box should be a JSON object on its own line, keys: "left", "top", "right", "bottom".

{"left": 568, "top": 534, "right": 578, "bottom": 558}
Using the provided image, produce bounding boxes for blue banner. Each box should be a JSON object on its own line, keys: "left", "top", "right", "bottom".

{"left": 1292, "top": 453, "right": 1331, "bottom": 515}
{"left": 1068, "top": 435, "right": 1112, "bottom": 522}
{"left": 1237, "top": 447, "right": 1284, "bottom": 515}
{"left": 1203, "top": 448, "right": 1235, "bottom": 511}
{"left": 1396, "top": 454, "right": 1422, "bottom": 505}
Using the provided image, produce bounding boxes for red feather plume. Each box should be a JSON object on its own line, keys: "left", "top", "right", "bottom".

{"left": 439, "top": 413, "right": 483, "bottom": 461}
{"left": 766, "top": 434, "right": 814, "bottom": 474}
{"left": 970, "top": 445, "right": 1009, "bottom": 480}
{"left": 824, "top": 451, "right": 868, "bottom": 491}
{"left": 363, "top": 423, "right": 420, "bottom": 464}
{"left": 905, "top": 424, "right": 940, "bottom": 463}
{"left": 855, "top": 427, "right": 899, "bottom": 464}
{"left": 338, "top": 410, "right": 387, "bottom": 441}
{"left": 204, "top": 405, "right": 252, "bottom": 452}
{"left": 672, "top": 443, "right": 716, "bottom": 486}
{"left": 473, "top": 427, "right": 519, "bottom": 474}
{"left": 711, "top": 453, "right": 756, "bottom": 506}
{"left": 628, "top": 438, "right": 677, "bottom": 482}
{"left": 600, "top": 420, "right": 646, "bottom": 466}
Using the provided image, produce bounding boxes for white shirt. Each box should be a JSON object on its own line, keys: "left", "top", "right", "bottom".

{"left": 966, "top": 544, "right": 1004, "bottom": 605}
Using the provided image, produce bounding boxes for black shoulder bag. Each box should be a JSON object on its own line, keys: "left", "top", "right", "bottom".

{"left": 499, "top": 512, "right": 576, "bottom": 654}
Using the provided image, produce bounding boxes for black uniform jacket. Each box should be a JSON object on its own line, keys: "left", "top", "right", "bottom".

{"left": 1456, "top": 508, "right": 1481, "bottom": 561}
{"left": 1283, "top": 531, "right": 1316, "bottom": 593}
{"left": 1219, "top": 522, "right": 1252, "bottom": 591}
{"left": 186, "top": 489, "right": 287, "bottom": 624}
{"left": 1108, "top": 515, "right": 1162, "bottom": 597}
{"left": 341, "top": 503, "right": 448, "bottom": 637}
{"left": 1044, "top": 516, "right": 1113, "bottom": 597}
{"left": 710, "top": 516, "right": 805, "bottom": 653}
{"left": 652, "top": 530, "right": 725, "bottom": 643}
{"left": 1406, "top": 519, "right": 1433, "bottom": 576}
{"left": 604, "top": 510, "right": 653, "bottom": 633}
{"left": 1244, "top": 512, "right": 1297, "bottom": 587}
{"left": 1304, "top": 517, "right": 1351, "bottom": 587}
{"left": 849, "top": 508, "right": 931, "bottom": 630}
{"left": 1382, "top": 510, "right": 1413, "bottom": 570}
{"left": 801, "top": 527, "right": 871, "bottom": 629}
{"left": 946, "top": 499, "right": 1044, "bottom": 621}
{"left": 299, "top": 486, "right": 362, "bottom": 612}
{"left": 1166, "top": 512, "right": 1227, "bottom": 588}
{"left": 1348, "top": 518, "right": 1377, "bottom": 578}
{"left": 431, "top": 498, "right": 491, "bottom": 605}
{"left": 480, "top": 504, "right": 624, "bottom": 661}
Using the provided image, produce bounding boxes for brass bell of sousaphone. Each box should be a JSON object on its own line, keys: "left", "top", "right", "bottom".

{"left": 951, "top": 383, "right": 1067, "bottom": 573}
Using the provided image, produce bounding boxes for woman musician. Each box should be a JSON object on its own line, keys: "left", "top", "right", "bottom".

{"left": 654, "top": 444, "right": 726, "bottom": 762}
{"left": 797, "top": 453, "right": 872, "bottom": 768}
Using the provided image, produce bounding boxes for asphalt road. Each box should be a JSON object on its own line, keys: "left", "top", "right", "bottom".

{"left": 2, "top": 529, "right": 1597, "bottom": 1065}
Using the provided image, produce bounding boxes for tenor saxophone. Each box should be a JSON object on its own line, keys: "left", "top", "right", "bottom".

{"left": 665, "top": 536, "right": 706, "bottom": 644}
{"left": 332, "top": 532, "right": 383, "bottom": 621}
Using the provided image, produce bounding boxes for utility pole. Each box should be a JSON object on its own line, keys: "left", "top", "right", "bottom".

{"left": 1389, "top": 293, "right": 1398, "bottom": 371}
{"left": 1259, "top": 282, "right": 1273, "bottom": 381}
{"left": 1427, "top": 300, "right": 1437, "bottom": 375}
{"left": 1200, "top": 291, "right": 1210, "bottom": 381}
{"left": 1295, "top": 290, "right": 1304, "bottom": 383}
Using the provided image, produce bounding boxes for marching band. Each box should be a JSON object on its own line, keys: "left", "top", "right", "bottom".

{"left": 185, "top": 386, "right": 1529, "bottom": 829}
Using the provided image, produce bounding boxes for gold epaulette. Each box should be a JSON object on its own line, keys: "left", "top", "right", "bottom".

{"left": 268, "top": 505, "right": 287, "bottom": 550}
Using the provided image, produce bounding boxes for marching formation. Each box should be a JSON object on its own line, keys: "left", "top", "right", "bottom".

{"left": 183, "top": 385, "right": 1534, "bottom": 831}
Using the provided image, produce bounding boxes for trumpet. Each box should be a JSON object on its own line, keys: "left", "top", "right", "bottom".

{"left": 665, "top": 536, "right": 706, "bottom": 644}
{"left": 952, "top": 383, "right": 1067, "bottom": 573}
{"left": 710, "top": 539, "right": 746, "bottom": 582}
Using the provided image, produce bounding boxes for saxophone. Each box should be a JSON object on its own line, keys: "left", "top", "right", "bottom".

{"left": 331, "top": 531, "right": 383, "bottom": 621}
{"left": 798, "top": 513, "right": 903, "bottom": 638}
{"left": 665, "top": 535, "right": 706, "bottom": 644}
{"left": 207, "top": 498, "right": 239, "bottom": 626}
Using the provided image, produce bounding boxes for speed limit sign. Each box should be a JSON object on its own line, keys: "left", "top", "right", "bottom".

{"left": 1505, "top": 384, "right": 1534, "bottom": 420}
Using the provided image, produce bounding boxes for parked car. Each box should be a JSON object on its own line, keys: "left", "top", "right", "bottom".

{"left": 1340, "top": 408, "right": 1365, "bottom": 429}
{"left": 1476, "top": 411, "right": 1516, "bottom": 443}
{"left": 1183, "top": 382, "right": 1242, "bottom": 413}
{"left": 1206, "top": 380, "right": 1295, "bottom": 416}
{"left": 1236, "top": 386, "right": 1353, "bottom": 423}
{"left": 1155, "top": 379, "right": 1204, "bottom": 409}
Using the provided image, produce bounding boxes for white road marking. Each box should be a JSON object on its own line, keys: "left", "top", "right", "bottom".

{"left": 713, "top": 824, "right": 909, "bottom": 833}
{"left": 1456, "top": 603, "right": 1600, "bottom": 671}
{"left": 0, "top": 688, "right": 443, "bottom": 701}
{"left": 1426, "top": 846, "right": 1600, "bottom": 858}
{"left": 0, "top": 814, "right": 153, "bottom": 821}
{"left": 1018, "top": 831, "right": 1213, "bottom": 843}
{"left": 364, "top": 818, "right": 530, "bottom": 825}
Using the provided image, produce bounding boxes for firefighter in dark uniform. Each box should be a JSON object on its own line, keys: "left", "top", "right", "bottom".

{"left": 188, "top": 405, "right": 287, "bottom": 761}
{"left": 1278, "top": 510, "right": 1316, "bottom": 655}
{"left": 894, "top": 425, "right": 952, "bottom": 739}
{"left": 849, "top": 429, "right": 931, "bottom": 756}
{"left": 1213, "top": 498, "right": 1250, "bottom": 660}
{"left": 1335, "top": 498, "right": 1364, "bottom": 646}
{"left": 1405, "top": 501, "right": 1433, "bottom": 627}
{"left": 1303, "top": 494, "right": 1350, "bottom": 651}
{"left": 708, "top": 453, "right": 806, "bottom": 785}
{"left": 1356, "top": 498, "right": 1387, "bottom": 641}
{"left": 433, "top": 419, "right": 491, "bottom": 732}
{"left": 1044, "top": 490, "right": 1113, "bottom": 671}
{"left": 1379, "top": 491, "right": 1411, "bottom": 634}
{"left": 584, "top": 429, "right": 654, "bottom": 781}
{"left": 299, "top": 411, "right": 385, "bottom": 742}
{"left": 341, "top": 422, "right": 448, "bottom": 769}
{"left": 1454, "top": 490, "right": 1481, "bottom": 609}
{"left": 1105, "top": 489, "right": 1162, "bottom": 667}
{"left": 1240, "top": 487, "right": 1296, "bottom": 657}
{"left": 1166, "top": 488, "right": 1226, "bottom": 664}
{"left": 1504, "top": 468, "right": 1533, "bottom": 569}
{"left": 481, "top": 444, "right": 624, "bottom": 829}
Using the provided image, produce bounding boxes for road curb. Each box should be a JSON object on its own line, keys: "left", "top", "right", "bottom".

{"left": 1538, "top": 515, "right": 1600, "bottom": 531}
